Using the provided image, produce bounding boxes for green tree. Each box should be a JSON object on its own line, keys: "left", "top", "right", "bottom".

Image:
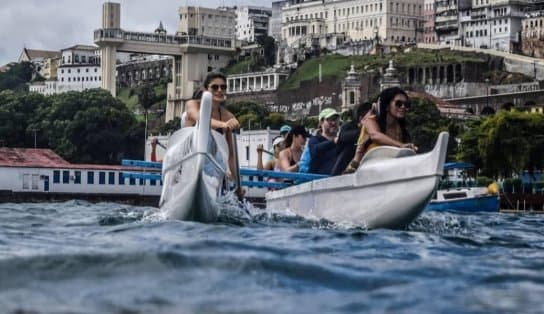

{"left": 256, "top": 35, "right": 276, "bottom": 66}
{"left": 156, "top": 117, "right": 181, "bottom": 135}
{"left": 264, "top": 112, "right": 286, "bottom": 129}
{"left": 0, "top": 90, "right": 50, "bottom": 147}
{"left": 407, "top": 98, "right": 454, "bottom": 154}
{"left": 34, "top": 89, "right": 143, "bottom": 164}
{"left": 0, "top": 62, "right": 34, "bottom": 92}
{"left": 136, "top": 83, "right": 157, "bottom": 143}
{"left": 456, "top": 119, "right": 483, "bottom": 170}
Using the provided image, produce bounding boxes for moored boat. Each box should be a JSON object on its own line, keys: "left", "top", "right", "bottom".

{"left": 265, "top": 132, "right": 450, "bottom": 229}
{"left": 425, "top": 162, "right": 500, "bottom": 212}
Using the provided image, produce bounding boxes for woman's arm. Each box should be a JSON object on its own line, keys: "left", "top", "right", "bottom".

{"left": 186, "top": 101, "right": 233, "bottom": 131}
{"left": 363, "top": 117, "right": 404, "bottom": 147}
{"left": 256, "top": 144, "right": 265, "bottom": 170}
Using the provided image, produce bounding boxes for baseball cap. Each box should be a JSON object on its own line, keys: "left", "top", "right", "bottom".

{"left": 280, "top": 125, "right": 292, "bottom": 134}
{"left": 319, "top": 108, "right": 340, "bottom": 120}
{"left": 272, "top": 136, "right": 284, "bottom": 148}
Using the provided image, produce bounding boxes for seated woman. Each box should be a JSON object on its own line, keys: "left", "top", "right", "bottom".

{"left": 183, "top": 72, "right": 241, "bottom": 190}
{"left": 257, "top": 136, "right": 284, "bottom": 171}
{"left": 345, "top": 87, "right": 417, "bottom": 173}
{"left": 278, "top": 125, "right": 309, "bottom": 172}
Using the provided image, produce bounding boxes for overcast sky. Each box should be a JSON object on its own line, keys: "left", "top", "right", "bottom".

{"left": 0, "top": 0, "right": 272, "bottom": 65}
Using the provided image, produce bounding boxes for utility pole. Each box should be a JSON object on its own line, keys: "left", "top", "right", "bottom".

{"left": 485, "top": 78, "right": 490, "bottom": 108}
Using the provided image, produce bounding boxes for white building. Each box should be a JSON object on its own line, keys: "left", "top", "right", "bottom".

{"left": 29, "top": 45, "right": 102, "bottom": 95}
{"left": 236, "top": 6, "right": 272, "bottom": 42}
{"left": 177, "top": 6, "right": 236, "bottom": 39}
{"left": 280, "top": 0, "right": 424, "bottom": 47}
{"left": 226, "top": 69, "right": 289, "bottom": 94}
{"left": 269, "top": 1, "right": 289, "bottom": 41}
{"left": 0, "top": 148, "right": 161, "bottom": 198}
{"left": 441, "top": 0, "right": 529, "bottom": 52}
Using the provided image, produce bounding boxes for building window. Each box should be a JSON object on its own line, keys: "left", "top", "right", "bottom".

{"left": 108, "top": 172, "right": 115, "bottom": 185}
{"left": 139, "top": 178, "right": 145, "bottom": 186}
{"left": 87, "top": 171, "right": 94, "bottom": 184}
{"left": 74, "top": 171, "right": 81, "bottom": 184}
{"left": 129, "top": 177, "right": 136, "bottom": 185}
{"left": 22, "top": 174, "right": 30, "bottom": 190}
{"left": 118, "top": 173, "right": 125, "bottom": 185}
{"left": 32, "top": 174, "right": 39, "bottom": 190}
{"left": 150, "top": 179, "right": 156, "bottom": 186}
{"left": 62, "top": 170, "right": 69, "bottom": 184}
{"left": 99, "top": 172, "right": 106, "bottom": 185}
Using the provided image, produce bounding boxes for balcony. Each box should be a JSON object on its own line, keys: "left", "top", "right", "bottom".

{"left": 436, "top": 15, "right": 458, "bottom": 24}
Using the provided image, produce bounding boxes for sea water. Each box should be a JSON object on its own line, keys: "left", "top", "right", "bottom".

{"left": 1, "top": 199, "right": 543, "bottom": 314}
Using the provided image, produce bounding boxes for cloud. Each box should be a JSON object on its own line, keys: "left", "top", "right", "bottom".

{"left": 0, "top": 0, "right": 271, "bottom": 65}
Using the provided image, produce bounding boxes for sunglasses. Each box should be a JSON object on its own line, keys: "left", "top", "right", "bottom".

{"left": 394, "top": 100, "right": 411, "bottom": 109}
{"left": 210, "top": 84, "right": 227, "bottom": 91}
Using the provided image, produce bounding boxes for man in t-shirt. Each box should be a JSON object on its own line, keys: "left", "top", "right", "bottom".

{"left": 307, "top": 108, "right": 340, "bottom": 175}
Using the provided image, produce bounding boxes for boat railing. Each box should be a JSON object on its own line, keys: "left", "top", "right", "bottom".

{"left": 119, "top": 159, "right": 329, "bottom": 190}
{"left": 239, "top": 169, "right": 328, "bottom": 189}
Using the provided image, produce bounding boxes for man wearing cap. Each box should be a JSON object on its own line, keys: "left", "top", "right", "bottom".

{"left": 307, "top": 108, "right": 340, "bottom": 175}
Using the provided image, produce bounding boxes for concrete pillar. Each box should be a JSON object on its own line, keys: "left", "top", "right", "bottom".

{"left": 101, "top": 46, "right": 117, "bottom": 97}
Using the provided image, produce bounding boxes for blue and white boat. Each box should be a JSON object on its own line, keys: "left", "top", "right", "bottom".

{"left": 425, "top": 162, "right": 500, "bottom": 212}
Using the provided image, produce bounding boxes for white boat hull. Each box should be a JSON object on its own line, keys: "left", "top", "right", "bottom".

{"left": 158, "top": 92, "right": 228, "bottom": 222}
{"left": 266, "top": 132, "right": 449, "bottom": 229}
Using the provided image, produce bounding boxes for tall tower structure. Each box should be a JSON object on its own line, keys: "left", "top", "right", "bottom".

{"left": 99, "top": 2, "right": 121, "bottom": 97}
{"left": 341, "top": 64, "right": 361, "bottom": 111}
{"left": 94, "top": 2, "right": 236, "bottom": 121}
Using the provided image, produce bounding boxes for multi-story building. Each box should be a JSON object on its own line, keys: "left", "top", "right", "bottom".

{"left": 29, "top": 45, "right": 101, "bottom": 95}
{"left": 435, "top": 0, "right": 470, "bottom": 45}
{"left": 488, "top": 0, "right": 527, "bottom": 52}
{"left": 177, "top": 6, "right": 236, "bottom": 39}
{"left": 236, "top": 6, "right": 272, "bottom": 42}
{"left": 116, "top": 54, "right": 172, "bottom": 88}
{"left": 269, "top": 1, "right": 289, "bottom": 41}
{"left": 459, "top": 0, "right": 490, "bottom": 48}
{"left": 280, "top": 0, "right": 424, "bottom": 47}
{"left": 423, "top": 0, "right": 437, "bottom": 43}
{"left": 522, "top": 10, "right": 544, "bottom": 57}
{"left": 436, "top": 0, "right": 529, "bottom": 52}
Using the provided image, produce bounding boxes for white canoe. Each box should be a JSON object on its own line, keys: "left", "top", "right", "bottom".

{"left": 158, "top": 91, "right": 229, "bottom": 221}
{"left": 265, "top": 132, "right": 450, "bottom": 229}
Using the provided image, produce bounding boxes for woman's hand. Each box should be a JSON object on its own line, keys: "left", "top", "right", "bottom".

{"left": 401, "top": 143, "right": 418, "bottom": 151}
{"left": 225, "top": 118, "right": 240, "bottom": 130}
{"left": 257, "top": 144, "right": 264, "bottom": 153}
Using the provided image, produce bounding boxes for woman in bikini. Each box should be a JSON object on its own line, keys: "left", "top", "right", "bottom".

{"left": 184, "top": 72, "right": 241, "bottom": 188}
{"left": 278, "top": 125, "right": 309, "bottom": 172}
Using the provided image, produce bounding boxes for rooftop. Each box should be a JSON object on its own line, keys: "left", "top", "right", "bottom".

{"left": 0, "top": 148, "right": 153, "bottom": 172}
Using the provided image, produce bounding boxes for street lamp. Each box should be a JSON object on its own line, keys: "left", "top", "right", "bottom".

{"left": 485, "top": 78, "right": 490, "bottom": 108}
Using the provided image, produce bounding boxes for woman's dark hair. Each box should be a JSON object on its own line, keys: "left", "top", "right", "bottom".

{"left": 283, "top": 125, "right": 309, "bottom": 147}
{"left": 377, "top": 87, "right": 410, "bottom": 142}
{"left": 355, "top": 101, "right": 372, "bottom": 120}
{"left": 203, "top": 72, "right": 227, "bottom": 89}
{"left": 192, "top": 89, "right": 203, "bottom": 100}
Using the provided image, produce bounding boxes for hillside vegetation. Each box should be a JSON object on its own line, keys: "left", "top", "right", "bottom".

{"left": 280, "top": 49, "right": 487, "bottom": 90}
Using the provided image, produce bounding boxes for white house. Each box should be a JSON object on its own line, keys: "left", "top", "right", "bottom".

{"left": 29, "top": 45, "right": 102, "bottom": 95}
{"left": 236, "top": 6, "right": 272, "bottom": 42}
